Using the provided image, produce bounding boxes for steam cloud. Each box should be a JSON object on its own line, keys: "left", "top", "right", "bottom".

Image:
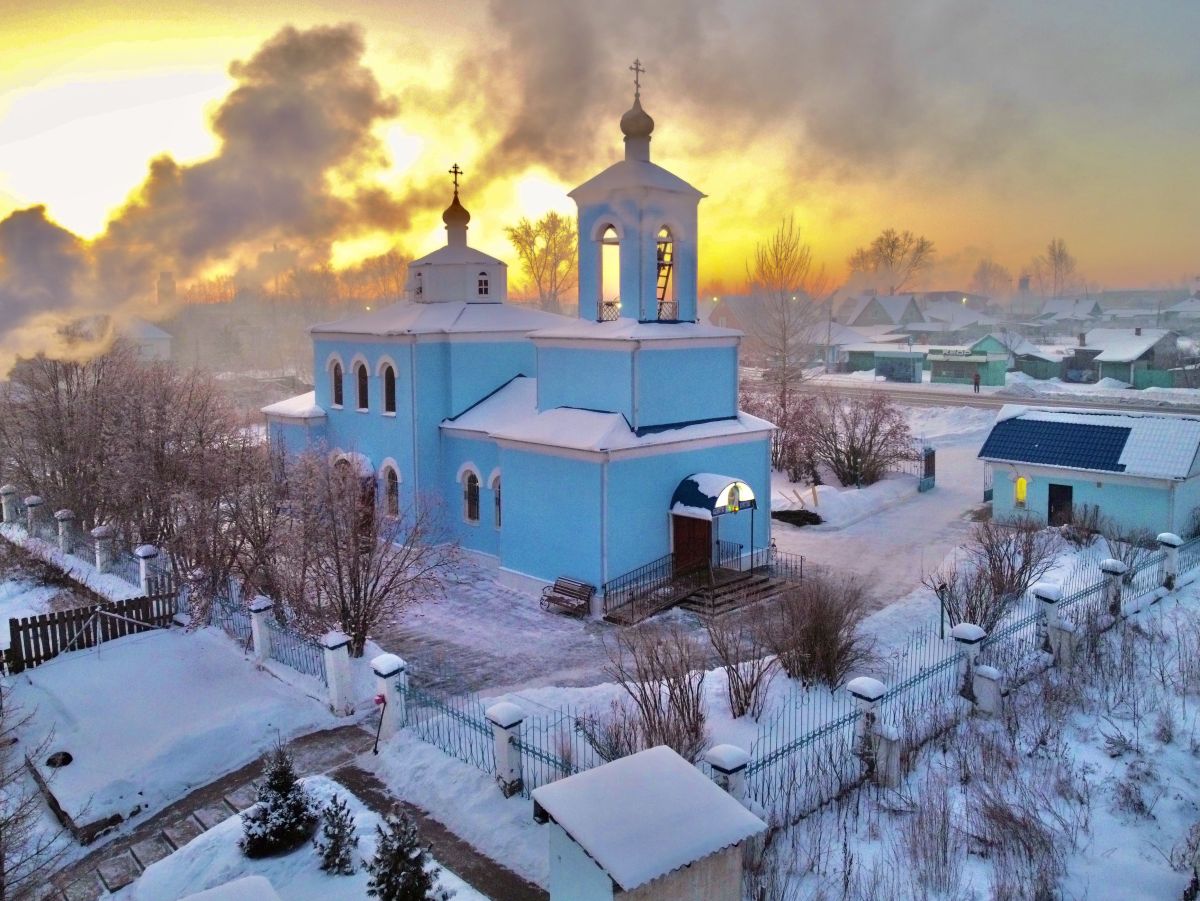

{"left": 0, "top": 23, "right": 422, "bottom": 371}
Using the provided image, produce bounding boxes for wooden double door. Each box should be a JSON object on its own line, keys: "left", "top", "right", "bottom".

{"left": 672, "top": 515, "right": 712, "bottom": 573}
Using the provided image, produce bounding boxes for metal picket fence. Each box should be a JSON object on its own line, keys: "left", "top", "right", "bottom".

{"left": 265, "top": 617, "right": 327, "bottom": 685}
{"left": 402, "top": 682, "right": 497, "bottom": 774}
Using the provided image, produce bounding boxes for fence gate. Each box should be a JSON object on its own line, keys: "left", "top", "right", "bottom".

{"left": 919, "top": 446, "right": 936, "bottom": 492}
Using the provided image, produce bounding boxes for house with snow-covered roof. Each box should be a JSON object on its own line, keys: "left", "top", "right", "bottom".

{"left": 263, "top": 83, "right": 774, "bottom": 609}
{"left": 837, "top": 294, "right": 924, "bottom": 329}
{"left": 979, "top": 405, "right": 1200, "bottom": 533}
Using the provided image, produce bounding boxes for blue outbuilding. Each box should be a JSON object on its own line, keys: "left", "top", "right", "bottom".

{"left": 264, "top": 85, "right": 774, "bottom": 609}
{"left": 979, "top": 405, "right": 1200, "bottom": 535}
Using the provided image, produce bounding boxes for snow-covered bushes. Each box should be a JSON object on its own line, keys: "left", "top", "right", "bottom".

{"left": 704, "top": 606, "right": 779, "bottom": 719}
{"left": 240, "top": 745, "right": 318, "bottom": 858}
{"left": 313, "top": 792, "right": 358, "bottom": 874}
{"left": 366, "top": 812, "right": 452, "bottom": 900}
{"left": 766, "top": 573, "right": 874, "bottom": 688}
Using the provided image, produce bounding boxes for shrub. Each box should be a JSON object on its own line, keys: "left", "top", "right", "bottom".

{"left": 365, "top": 812, "right": 451, "bottom": 900}
{"left": 805, "top": 389, "right": 916, "bottom": 487}
{"left": 1061, "top": 503, "right": 1102, "bottom": 548}
{"left": 1101, "top": 518, "right": 1157, "bottom": 584}
{"left": 705, "top": 606, "right": 779, "bottom": 719}
{"left": 765, "top": 573, "right": 874, "bottom": 688}
{"left": 240, "top": 744, "right": 318, "bottom": 859}
{"left": 313, "top": 793, "right": 358, "bottom": 875}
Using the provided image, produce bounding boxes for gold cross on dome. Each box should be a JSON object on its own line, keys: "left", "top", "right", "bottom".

{"left": 629, "top": 59, "right": 645, "bottom": 96}
{"left": 449, "top": 163, "right": 463, "bottom": 191}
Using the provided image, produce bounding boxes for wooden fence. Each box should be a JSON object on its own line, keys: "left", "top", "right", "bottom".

{"left": 5, "top": 584, "right": 177, "bottom": 674}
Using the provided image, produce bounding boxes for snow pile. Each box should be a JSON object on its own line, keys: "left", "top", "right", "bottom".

{"left": 0, "top": 577, "right": 60, "bottom": 646}
{"left": 11, "top": 628, "right": 340, "bottom": 829}
{"left": 0, "top": 524, "right": 142, "bottom": 602}
{"left": 117, "top": 777, "right": 482, "bottom": 901}
{"left": 771, "top": 473, "right": 919, "bottom": 529}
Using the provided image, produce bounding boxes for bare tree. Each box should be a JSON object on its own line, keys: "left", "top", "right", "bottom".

{"left": 506, "top": 212, "right": 577, "bottom": 314}
{"left": 301, "top": 456, "right": 458, "bottom": 657}
{"left": 847, "top": 228, "right": 936, "bottom": 294}
{"left": 806, "top": 389, "right": 916, "bottom": 487}
{"left": 1029, "top": 238, "right": 1078, "bottom": 298}
{"left": 970, "top": 258, "right": 1012, "bottom": 300}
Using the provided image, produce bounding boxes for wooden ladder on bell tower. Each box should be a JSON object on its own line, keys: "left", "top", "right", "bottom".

{"left": 656, "top": 242, "right": 674, "bottom": 319}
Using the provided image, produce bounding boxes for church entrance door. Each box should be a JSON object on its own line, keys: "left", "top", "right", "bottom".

{"left": 672, "top": 515, "right": 712, "bottom": 574}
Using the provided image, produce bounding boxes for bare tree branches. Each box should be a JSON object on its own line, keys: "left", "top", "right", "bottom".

{"left": 970, "top": 258, "right": 1012, "bottom": 299}
{"left": 705, "top": 607, "right": 779, "bottom": 719}
{"left": 1028, "top": 237, "right": 1078, "bottom": 298}
{"left": 847, "top": 228, "right": 936, "bottom": 294}
{"left": 506, "top": 212, "right": 577, "bottom": 314}
{"left": 765, "top": 573, "right": 874, "bottom": 689}
{"left": 805, "top": 390, "right": 916, "bottom": 487}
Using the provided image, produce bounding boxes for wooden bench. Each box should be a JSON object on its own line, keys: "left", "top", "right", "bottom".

{"left": 540, "top": 578, "right": 595, "bottom": 618}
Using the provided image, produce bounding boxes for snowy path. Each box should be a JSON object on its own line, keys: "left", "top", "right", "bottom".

{"left": 770, "top": 415, "right": 991, "bottom": 609}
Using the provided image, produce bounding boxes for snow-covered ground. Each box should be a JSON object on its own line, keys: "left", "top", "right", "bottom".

{"left": 10, "top": 628, "right": 341, "bottom": 831}
{"left": 116, "top": 775, "right": 483, "bottom": 900}
{"left": 0, "top": 577, "right": 61, "bottom": 646}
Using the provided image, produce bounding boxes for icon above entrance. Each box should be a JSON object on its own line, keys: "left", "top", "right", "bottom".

{"left": 669, "top": 474, "right": 759, "bottom": 572}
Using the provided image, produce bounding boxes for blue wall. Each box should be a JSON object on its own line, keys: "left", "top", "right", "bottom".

{"left": 991, "top": 466, "right": 1176, "bottom": 534}
{"left": 447, "top": 341, "right": 536, "bottom": 417}
{"left": 441, "top": 434, "right": 500, "bottom": 558}
{"left": 634, "top": 346, "right": 737, "bottom": 429}
{"left": 537, "top": 347, "right": 633, "bottom": 420}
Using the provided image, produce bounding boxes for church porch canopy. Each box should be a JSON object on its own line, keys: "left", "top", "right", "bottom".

{"left": 670, "top": 473, "right": 756, "bottom": 521}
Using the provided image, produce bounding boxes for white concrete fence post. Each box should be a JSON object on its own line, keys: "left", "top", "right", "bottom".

{"left": 54, "top": 509, "right": 75, "bottom": 554}
{"left": 846, "top": 676, "right": 895, "bottom": 783}
{"left": 950, "top": 622, "right": 986, "bottom": 701}
{"left": 1158, "top": 532, "right": 1182, "bottom": 590}
{"left": 1032, "top": 581, "right": 1062, "bottom": 657}
{"left": 91, "top": 524, "right": 114, "bottom": 574}
{"left": 320, "top": 631, "right": 354, "bottom": 717}
{"left": 248, "top": 596, "right": 273, "bottom": 663}
{"left": 1099, "top": 558, "right": 1128, "bottom": 617}
{"left": 372, "top": 654, "right": 408, "bottom": 742}
{"left": 485, "top": 701, "right": 526, "bottom": 798}
{"left": 0, "top": 485, "right": 17, "bottom": 524}
{"left": 24, "top": 495, "right": 43, "bottom": 535}
{"left": 973, "top": 665, "right": 1003, "bottom": 716}
{"left": 134, "top": 544, "right": 158, "bottom": 594}
{"left": 705, "top": 744, "right": 751, "bottom": 803}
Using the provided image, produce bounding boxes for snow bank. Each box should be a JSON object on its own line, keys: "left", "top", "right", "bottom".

{"left": 0, "top": 524, "right": 142, "bottom": 602}
{"left": 771, "top": 473, "right": 919, "bottom": 529}
{"left": 117, "top": 776, "right": 482, "bottom": 901}
{"left": 0, "top": 577, "right": 60, "bottom": 647}
{"left": 11, "top": 628, "right": 340, "bottom": 830}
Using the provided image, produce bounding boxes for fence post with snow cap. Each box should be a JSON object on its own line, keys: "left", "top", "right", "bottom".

{"left": 91, "top": 524, "right": 114, "bottom": 574}
{"left": 706, "top": 744, "right": 751, "bottom": 803}
{"left": 1158, "top": 532, "right": 1182, "bottom": 589}
{"left": 950, "top": 622, "right": 985, "bottom": 700}
{"left": 248, "top": 596, "right": 273, "bottom": 663}
{"left": 846, "top": 676, "right": 885, "bottom": 767}
{"left": 485, "top": 701, "right": 525, "bottom": 798}
{"left": 1099, "top": 558, "right": 1127, "bottom": 616}
{"left": 320, "top": 631, "right": 354, "bottom": 716}
{"left": 0, "top": 485, "right": 17, "bottom": 524}
{"left": 973, "top": 665, "right": 1003, "bottom": 716}
{"left": 372, "top": 653, "right": 407, "bottom": 740}
{"left": 134, "top": 544, "right": 158, "bottom": 594}
{"left": 24, "top": 496, "right": 43, "bottom": 535}
{"left": 54, "top": 509, "right": 75, "bottom": 554}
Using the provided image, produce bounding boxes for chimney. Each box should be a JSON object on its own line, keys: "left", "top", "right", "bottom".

{"left": 1078, "top": 332, "right": 1086, "bottom": 347}
{"left": 1135, "top": 326, "right": 1142, "bottom": 336}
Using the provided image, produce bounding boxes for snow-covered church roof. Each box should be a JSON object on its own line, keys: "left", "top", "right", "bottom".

{"left": 261, "top": 391, "right": 325, "bottom": 420}
{"left": 443, "top": 376, "right": 772, "bottom": 452}
{"left": 569, "top": 158, "right": 704, "bottom": 201}
{"left": 310, "top": 301, "right": 566, "bottom": 337}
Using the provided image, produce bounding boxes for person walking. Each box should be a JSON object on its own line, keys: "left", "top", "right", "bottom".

{"left": 972, "top": 371, "right": 981, "bottom": 394}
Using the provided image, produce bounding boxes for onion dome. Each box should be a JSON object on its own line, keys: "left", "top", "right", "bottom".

{"left": 620, "top": 95, "right": 655, "bottom": 139}
{"left": 442, "top": 191, "right": 470, "bottom": 228}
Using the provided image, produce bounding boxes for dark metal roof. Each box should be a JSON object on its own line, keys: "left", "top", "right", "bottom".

{"left": 978, "top": 419, "right": 1130, "bottom": 472}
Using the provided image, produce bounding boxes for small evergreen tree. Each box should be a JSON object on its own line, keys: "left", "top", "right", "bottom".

{"left": 313, "top": 793, "right": 358, "bottom": 875}
{"left": 239, "top": 744, "right": 318, "bottom": 858}
{"left": 365, "top": 812, "right": 452, "bottom": 900}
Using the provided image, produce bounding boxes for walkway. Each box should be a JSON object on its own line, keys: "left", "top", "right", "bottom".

{"left": 45, "top": 724, "right": 544, "bottom": 901}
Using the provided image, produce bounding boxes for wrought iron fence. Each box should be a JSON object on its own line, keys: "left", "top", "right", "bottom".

{"left": 715, "top": 540, "right": 743, "bottom": 570}
{"left": 1180, "top": 536, "right": 1200, "bottom": 573}
{"left": 266, "top": 617, "right": 327, "bottom": 685}
{"left": 403, "top": 682, "right": 496, "bottom": 775}
{"left": 514, "top": 705, "right": 607, "bottom": 796}
{"left": 598, "top": 300, "right": 621, "bottom": 322}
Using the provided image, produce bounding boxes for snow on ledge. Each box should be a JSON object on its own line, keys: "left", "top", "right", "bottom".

{"left": 0, "top": 523, "right": 142, "bottom": 602}
{"left": 261, "top": 391, "right": 325, "bottom": 420}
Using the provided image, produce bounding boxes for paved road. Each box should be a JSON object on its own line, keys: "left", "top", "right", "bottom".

{"left": 794, "top": 380, "right": 1200, "bottom": 415}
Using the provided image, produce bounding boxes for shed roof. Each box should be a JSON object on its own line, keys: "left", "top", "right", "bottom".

{"left": 979, "top": 406, "right": 1200, "bottom": 479}
{"left": 532, "top": 746, "right": 766, "bottom": 892}
{"left": 1084, "top": 328, "right": 1173, "bottom": 363}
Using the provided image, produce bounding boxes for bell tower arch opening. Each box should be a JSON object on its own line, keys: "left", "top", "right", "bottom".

{"left": 598, "top": 225, "right": 622, "bottom": 321}
{"left": 656, "top": 226, "right": 676, "bottom": 321}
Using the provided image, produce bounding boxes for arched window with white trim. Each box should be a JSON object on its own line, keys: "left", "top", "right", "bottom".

{"left": 331, "top": 362, "right": 344, "bottom": 407}
{"left": 356, "top": 363, "right": 369, "bottom": 411}
{"left": 383, "top": 466, "right": 400, "bottom": 517}
{"left": 463, "top": 471, "right": 480, "bottom": 523}
{"left": 382, "top": 364, "right": 397, "bottom": 414}
{"left": 477, "top": 271, "right": 489, "bottom": 297}
{"left": 488, "top": 471, "right": 502, "bottom": 529}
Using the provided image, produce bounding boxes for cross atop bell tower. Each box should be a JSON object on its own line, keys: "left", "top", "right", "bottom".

{"left": 629, "top": 58, "right": 645, "bottom": 98}
{"left": 449, "top": 163, "right": 463, "bottom": 192}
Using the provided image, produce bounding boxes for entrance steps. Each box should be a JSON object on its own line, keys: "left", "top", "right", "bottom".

{"left": 679, "top": 571, "right": 789, "bottom": 619}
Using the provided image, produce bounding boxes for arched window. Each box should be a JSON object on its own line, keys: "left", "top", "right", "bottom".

{"left": 463, "top": 472, "right": 480, "bottom": 523}
{"left": 384, "top": 467, "right": 400, "bottom": 517}
{"left": 356, "top": 363, "right": 369, "bottom": 411}
{"left": 656, "top": 226, "right": 676, "bottom": 320}
{"left": 477, "top": 271, "right": 489, "bottom": 297}
{"left": 331, "top": 362, "right": 344, "bottom": 407}
{"left": 383, "top": 365, "right": 397, "bottom": 414}
{"left": 1014, "top": 476, "right": 1028, "bottom": 508}
{"left": 415, "top": 271, "right": 423, "bottom": 297}
{"left": 599, "top": 225, "right": 620, "bottom": 321}
{"left": 492, "top": 476, "right": 502, "bottom": 529}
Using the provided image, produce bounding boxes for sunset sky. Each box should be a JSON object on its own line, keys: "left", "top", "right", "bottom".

{"left": 1, "top": 0, "right": 1197, "bottom": 299}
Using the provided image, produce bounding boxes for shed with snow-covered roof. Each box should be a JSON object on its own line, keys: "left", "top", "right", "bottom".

{"left": 979, "top": 405, "right": 1200, "bottom": 534}
{"left": 532, "top": 746, "right": 766, "bottom": 901}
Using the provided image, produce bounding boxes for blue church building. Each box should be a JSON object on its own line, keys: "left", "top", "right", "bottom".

{"left": 264, "top": 85, "right": 773, "bottom": 604}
